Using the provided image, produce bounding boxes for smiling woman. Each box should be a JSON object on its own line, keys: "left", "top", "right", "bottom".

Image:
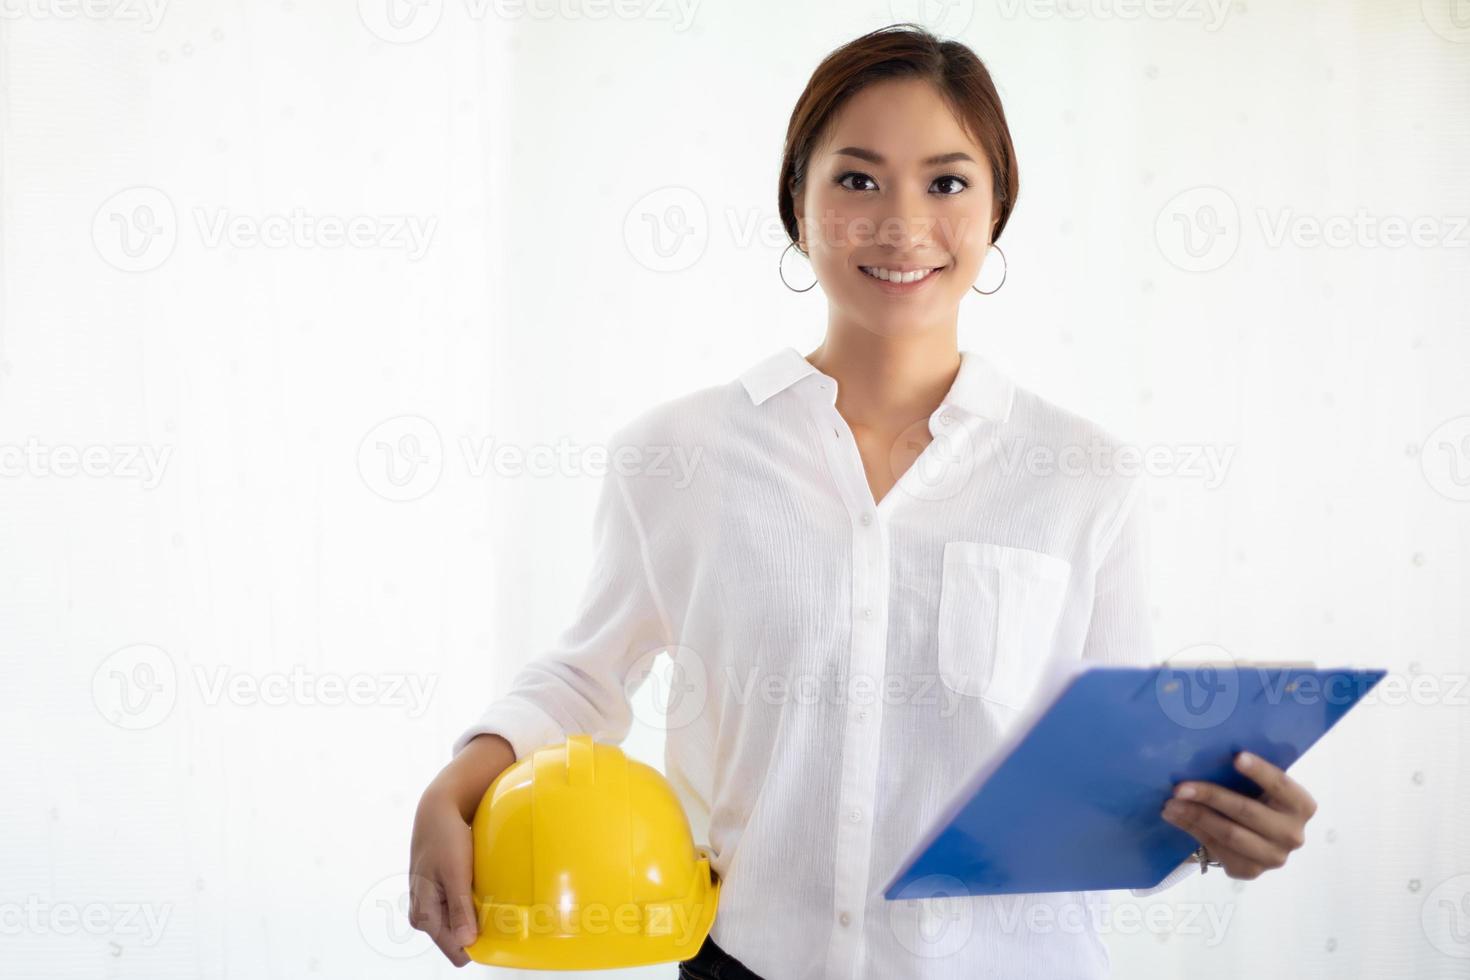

{"left": 777, "top": 25, "right": 1018, "bottom": 316}
{"left": 770, "top": 24, "right": 1025, "bottom": 510}
{"left": 410, "top": 22, "right": 1320, "bottom": 980}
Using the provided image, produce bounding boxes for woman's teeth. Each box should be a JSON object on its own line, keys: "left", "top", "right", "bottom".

{"left": 860, "top": 266, "right": 941, "bottom": 283}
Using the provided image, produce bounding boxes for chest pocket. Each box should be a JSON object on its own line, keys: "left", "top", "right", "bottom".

{"left": 936, "top": 541, "right": 1073, "bottom": 709}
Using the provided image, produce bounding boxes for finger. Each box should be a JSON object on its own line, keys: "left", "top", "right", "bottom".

{"left": 443, "top": 869, "right": 479, "bottom": 949}
{"left": 1234, "top": 752, "right": 1317, "bottom": 818}
{"left": 408, "top": 872, "right": 445, "bottom": 936}
{"left": 1171, "top": 780, "right": 1305, "bottom": 851}
{"left": 1166, "top": 814, "right": 1268, "bottom": 878}
{"left": 1173, "top": 821, "right": 1267, "bottom": 880}
{"left": 424, "top": 893, "right": 471, "bottom": 967}
{"left": 410, "top": 874, "right": 470, "bottom": 967}
{"left": 1163, "top": 798, "right": 1290, "bottom": 872}
{"left": 428, "top": 929, "right": 471, "bottom": 968}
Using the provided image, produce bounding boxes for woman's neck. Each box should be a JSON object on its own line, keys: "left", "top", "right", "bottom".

{"left": 803, "top": 329, "right": 962, "bottom": 431}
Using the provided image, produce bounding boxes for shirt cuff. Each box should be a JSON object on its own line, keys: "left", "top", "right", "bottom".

{"left": 451, "top": 695, "right": 565, "bottom": 764}
{"left": 1128, "top": 854, "right": 1203, "bottom": 897}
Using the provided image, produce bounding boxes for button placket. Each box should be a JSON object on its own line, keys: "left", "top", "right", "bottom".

{"left": 803, "top": 380, "right": 890, "bottom": 980}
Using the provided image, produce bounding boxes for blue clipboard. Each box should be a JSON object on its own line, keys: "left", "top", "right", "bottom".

{"left": 881, "top": 661, "right": 1386, "bottom": 899}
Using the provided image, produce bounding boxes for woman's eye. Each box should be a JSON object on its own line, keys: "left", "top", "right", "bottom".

{"left": 932, "top": 175, "right": 969, "bottom": 195}
{"left": 837, "top": 172, "right": 877, "bottom": 192}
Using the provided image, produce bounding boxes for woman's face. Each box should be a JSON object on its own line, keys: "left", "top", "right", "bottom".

{"left": 793, "top": 78, "right": 997, "bottom": 337}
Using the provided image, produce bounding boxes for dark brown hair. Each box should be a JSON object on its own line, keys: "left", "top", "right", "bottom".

{"left": 778, "top": 23, "right": 1020, "bottom": 248}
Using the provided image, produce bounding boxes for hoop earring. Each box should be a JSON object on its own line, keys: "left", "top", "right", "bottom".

{"left": 971, "top": 243, "right": 1007, "bottom": 295}
{"left": 779, "top": 240, "right": 817, "bottom": 293}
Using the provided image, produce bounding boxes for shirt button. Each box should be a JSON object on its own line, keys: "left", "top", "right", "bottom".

{"left": 940, "top": 413, "right": 954, "bottom": 426}
{"left": 862, "top": 606, "right": 874, "bottom": 619}
{"left": 839, "top": 911, "right": 851, "bottom": 927}
{"left": 855, "top": 707, "right": 869, "bottom": 722}
{"left": 859, "top": 512, "right": 873, "bottom": 526}
{"left": 848, "top": 807, "right": 863, "bottom": 823}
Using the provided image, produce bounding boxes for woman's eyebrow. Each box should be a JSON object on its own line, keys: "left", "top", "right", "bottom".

{"left": 833, "top": 146, "right": 977, "bottom": 166}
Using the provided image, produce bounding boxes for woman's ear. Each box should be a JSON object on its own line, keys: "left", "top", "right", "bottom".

{"left": 792, "top": 187, "right": 806, "bottom": 251}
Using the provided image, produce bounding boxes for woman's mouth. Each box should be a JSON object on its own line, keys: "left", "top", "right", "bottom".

{"left": 858, "top": 264, "right": 946, "bottom": 293}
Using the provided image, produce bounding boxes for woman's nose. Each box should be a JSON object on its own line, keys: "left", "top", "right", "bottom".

{"left": 875, "top": 184, "right": 933, "bottom": 250}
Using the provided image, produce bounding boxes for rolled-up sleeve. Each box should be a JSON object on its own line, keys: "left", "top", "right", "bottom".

{"left": 451, "top": 452, "right": 675, "bottom": 763}
{"left": 1080, "top": 472, "right": 1203, "bottom": 897}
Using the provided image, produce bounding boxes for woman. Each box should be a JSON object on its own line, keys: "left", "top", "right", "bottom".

{"left": 410, "top": 23, "right": 1317, "bottom": 979}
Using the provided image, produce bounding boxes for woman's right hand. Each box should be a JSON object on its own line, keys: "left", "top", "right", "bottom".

{"left": 408, "top": 733, "right": 517, "bottom": 967}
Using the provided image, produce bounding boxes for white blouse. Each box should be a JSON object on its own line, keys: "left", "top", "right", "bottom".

{"left": 453, "top": 345, "right": 1199, "bottom": 979}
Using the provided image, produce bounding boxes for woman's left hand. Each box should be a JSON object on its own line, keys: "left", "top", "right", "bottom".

{"left": 1161, "top": 751, "right": 1318, "bottom": 880}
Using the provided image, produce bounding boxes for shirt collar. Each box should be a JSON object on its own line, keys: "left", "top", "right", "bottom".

{"left": 738, "top": 345, "right": 1015, "bottom": 423}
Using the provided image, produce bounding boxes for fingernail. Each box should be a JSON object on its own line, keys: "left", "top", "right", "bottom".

{"left": 1175, "top": 784, "right": 1197, "bottom": 800}
{"left": 1238, "top": 752, "right": 1255, "bottom": 768}
{"left": 1163, "top": 800, "right": 1183, "bottom": 817}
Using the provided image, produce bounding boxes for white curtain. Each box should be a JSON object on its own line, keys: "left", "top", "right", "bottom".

{"left": 1, "top": 2, "right": 1465, "bottom": 977}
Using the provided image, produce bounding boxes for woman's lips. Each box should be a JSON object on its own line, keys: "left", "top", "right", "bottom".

{"left": 858, "top": 264, "right": 946, "bottom": 295}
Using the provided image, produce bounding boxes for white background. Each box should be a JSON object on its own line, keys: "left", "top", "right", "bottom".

{"left": 1, "top": 1, "right": 1467, "bottom": 978}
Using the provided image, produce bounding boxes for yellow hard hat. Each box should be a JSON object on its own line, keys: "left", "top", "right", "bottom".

{"left": 464, "top": 733, "right": 721, "bottom": 971}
